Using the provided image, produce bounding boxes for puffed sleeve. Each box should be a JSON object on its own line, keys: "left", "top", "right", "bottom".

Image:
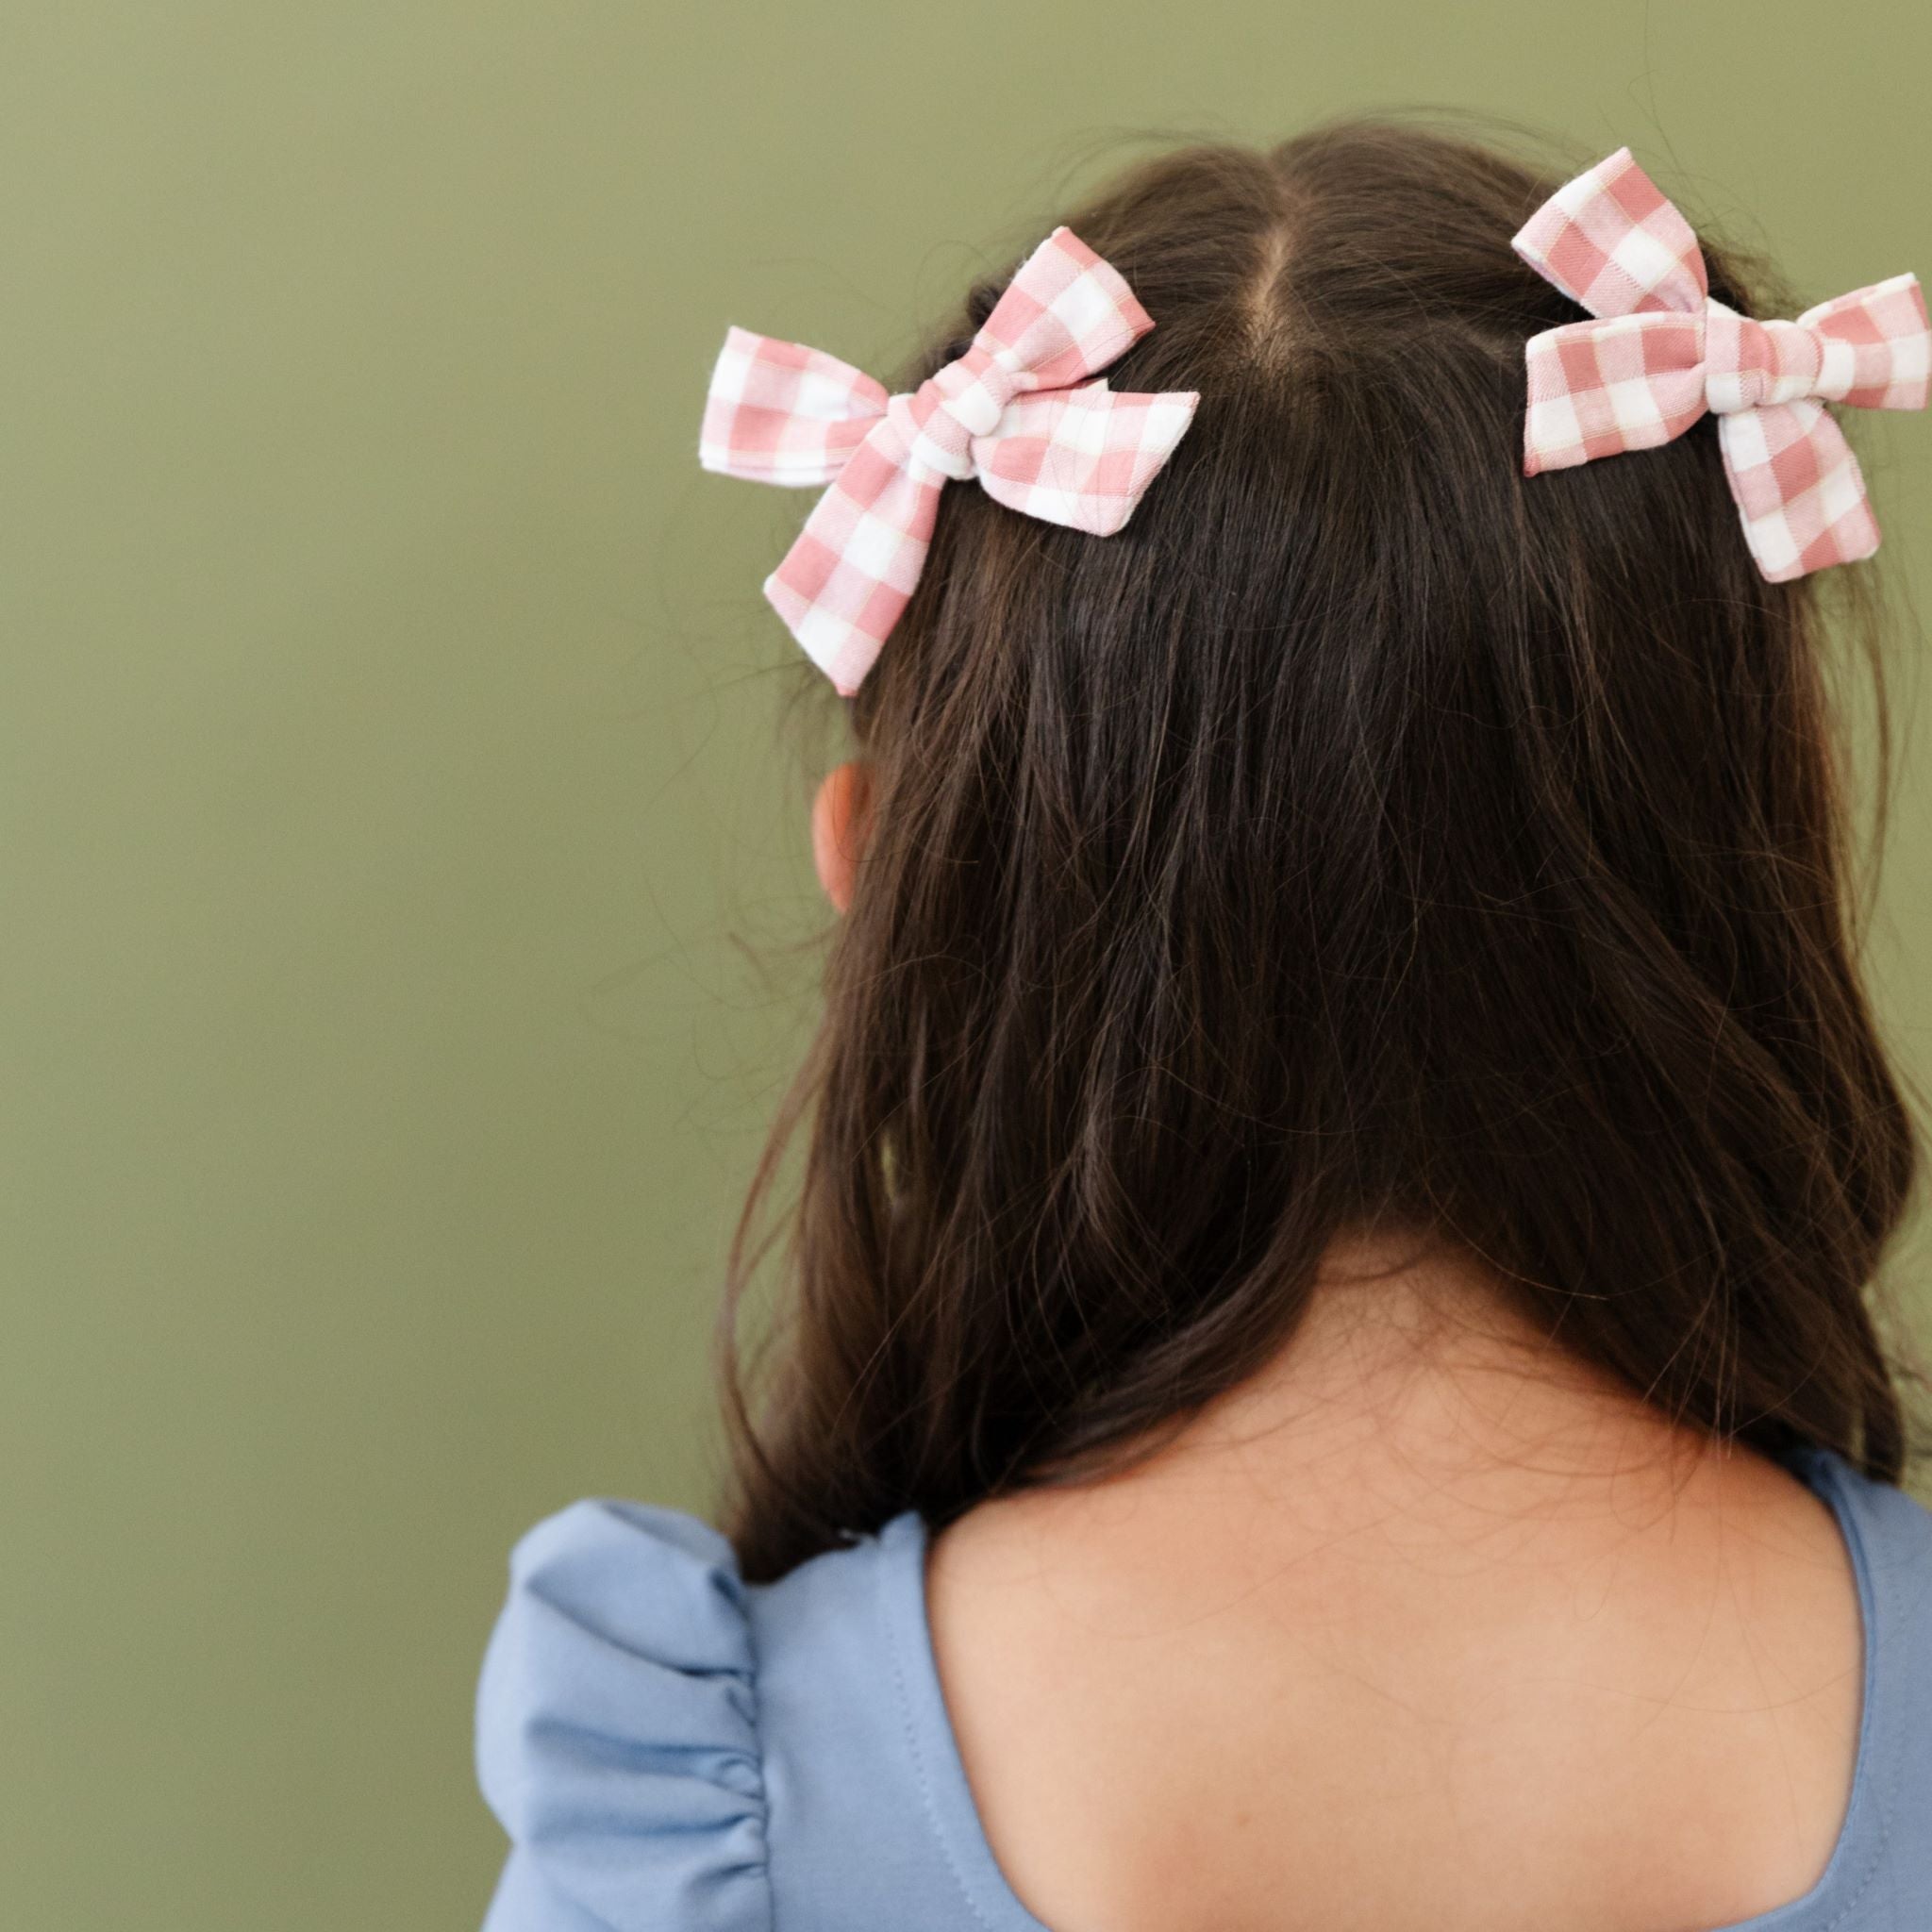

{"left": 474, "top": 1499, "right": 772, "bottom": 1932}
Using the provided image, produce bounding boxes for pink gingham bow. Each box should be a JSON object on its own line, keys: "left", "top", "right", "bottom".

{"left": 699, "top": 226, "right": 1199, "bottom": 693}
{"left": 1512, "top": 147, "right": 1929, "bottom": 580}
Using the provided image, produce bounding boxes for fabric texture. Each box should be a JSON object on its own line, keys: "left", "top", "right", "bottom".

{"left": 475, "top": 1443, "right": 1932, "bottom": 1931}
{"left": 698, "top": 226, "right": 1198, "bottom": 695}
{"left": 1513, "top": 147, "right": 1929, "bottom": 581}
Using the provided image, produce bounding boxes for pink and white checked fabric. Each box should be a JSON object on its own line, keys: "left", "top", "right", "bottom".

{"left": 1512, "top": 147, "right": 1929, "bottom": 581}
{"left": 699, "top": 227, "right": 1199, "bottom": 692}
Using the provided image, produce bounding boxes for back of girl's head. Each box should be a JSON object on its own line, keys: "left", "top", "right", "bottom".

{"left": 719, "top": 117, "right": 1926, "bottom": 1582}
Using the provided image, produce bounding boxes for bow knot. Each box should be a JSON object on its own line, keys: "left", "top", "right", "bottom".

{"left": 1512, "top": 148, "right": 1928, "bottom": 581}
{"left": 1702, "top": 303, "right": 1841, "bottom": 414}
{"left": 699, "top": 227, "right": 1199, "bottom": 692}
{"left": 884, "top": 354, "right": 1016, "bottom": 482}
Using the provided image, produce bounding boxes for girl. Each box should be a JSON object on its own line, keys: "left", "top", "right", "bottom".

{"left": 475, "top": 120, "right": 1932, "bottom": 1930}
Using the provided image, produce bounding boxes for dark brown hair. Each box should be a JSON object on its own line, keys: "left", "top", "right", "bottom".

{"left": 711, "top": 117, "right": 1929, "bottom": 1583}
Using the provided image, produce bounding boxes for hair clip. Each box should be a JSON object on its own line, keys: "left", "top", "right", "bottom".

{"left": 700, "top": 227, "right": 1198, "bottom": 692}
{"left": 1513, "top": 147, "right": 1928, "bottom": 580}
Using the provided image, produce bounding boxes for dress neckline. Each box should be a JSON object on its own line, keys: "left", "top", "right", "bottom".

{"left": 873, "top": 1441, "right": 1894, "bottom": 1932}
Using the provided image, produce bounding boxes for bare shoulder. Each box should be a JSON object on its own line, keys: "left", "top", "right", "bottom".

{"left": 924, "top": 1447, "right": 1866, "bottom": 1932}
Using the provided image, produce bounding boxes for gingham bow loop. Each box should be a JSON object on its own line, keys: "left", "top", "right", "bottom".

{"left": 1512, "top": 147, "right": 1929, "bottom": 581}
{"left": 700, "top": 226, "right": 1199, "bottom": 692}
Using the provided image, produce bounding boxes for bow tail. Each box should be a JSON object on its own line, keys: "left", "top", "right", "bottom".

{"left": 1510, "top": 148, "right": 1709, "bottom": 321}
{"left": 1718, "top": 400, "right": 1878, "bottom": 582}
{"left": 764, "top": 420, "right": 947, "bottom": 694}
{"left": 973, "top": 384, "right": 1201, "bottom": 536}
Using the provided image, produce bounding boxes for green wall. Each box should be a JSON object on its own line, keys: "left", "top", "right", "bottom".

{"left": 4, "top": 5, "right": 1930, "bottom": 1926}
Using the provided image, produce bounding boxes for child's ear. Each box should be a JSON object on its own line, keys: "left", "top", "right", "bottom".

{"left": 811, "top": 759, "right": 872, "bottom": 913}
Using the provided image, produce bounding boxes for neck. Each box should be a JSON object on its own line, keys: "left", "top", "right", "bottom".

{"left": 1068, "top": 1226, "right": 1748, "bottom": 1576}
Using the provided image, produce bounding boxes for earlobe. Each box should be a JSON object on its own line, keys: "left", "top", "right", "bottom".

{"left": 811, "top": 760, "right": 872, "bottom": 913}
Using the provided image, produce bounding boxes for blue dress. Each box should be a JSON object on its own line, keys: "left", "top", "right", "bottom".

{"left": 474, "top": 1442, "right": 1932, "bottom": 1930}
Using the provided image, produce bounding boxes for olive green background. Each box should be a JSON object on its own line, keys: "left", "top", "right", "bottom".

{"left": 5, "top": 4, "right": 1931, "bottom": 1926}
